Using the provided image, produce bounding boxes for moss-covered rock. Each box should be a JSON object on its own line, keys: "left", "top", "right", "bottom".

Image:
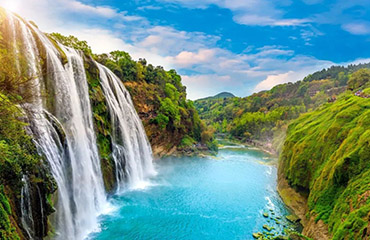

{"left": 263, "top": 224, "right": 274, "bottom": 231}
{"left": 84, "top": 55, "right": 116, "bottom": 192}
{"left": 0, "top": 185, "right": 19, "bottom": 240}
{"left": 253, "top": 232, "right": 263, "bottom": 239}
{"left": 286, "top": 215, "right": 300, "bottom": 224}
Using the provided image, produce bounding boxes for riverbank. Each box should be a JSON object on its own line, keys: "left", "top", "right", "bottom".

{"left": 217, "top": 136, "right": 279, "bottom": 157}
{"left": 152, "top": 143, "right": 216, "bottom": 159}
{"left": 244, "top": 139, "right": 278, "bottom": 157}
{"left": 277, "top": 171, "right": 331, "bottom": 240}
{"left": 224, "top": 136, "right": 330, "bottom": 240}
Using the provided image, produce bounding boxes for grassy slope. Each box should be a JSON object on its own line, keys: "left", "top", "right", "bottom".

{"left": 279, "top": 90, "right": 370, "bottom": 239}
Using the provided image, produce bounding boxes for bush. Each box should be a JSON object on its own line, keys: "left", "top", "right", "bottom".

{"left": 153, "top": 113, "right": 169, "bottom": 129}
{"left": 347, "top": 68, "right": 370, "bottom": 90}
{"left": 179, "top": 135, "right": 196, "bottom": 148}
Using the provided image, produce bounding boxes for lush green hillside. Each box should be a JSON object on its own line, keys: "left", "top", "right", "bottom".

{"left": 279, "top": 83, "right": 370, "bottom": 239}
{"left": 50, "top": 33, "right": 217, "bottom": 156}
{"left": 197, "top": 92, "right": 235, "bottom": 101}
{"left": 194, "top": 64, "right": 370, "bottom": 153}
{"left": 303, "top": 63, "right": 370, "bottom": 83}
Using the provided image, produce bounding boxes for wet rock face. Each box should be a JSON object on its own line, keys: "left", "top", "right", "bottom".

{"left": 3, "top": 173, "right": 56, "bottom": 240}
{"left": 29, "top": 183, "right": 55, "bottom": 238}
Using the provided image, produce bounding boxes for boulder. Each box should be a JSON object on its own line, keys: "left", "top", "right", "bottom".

{"left": 285, "top": 214, "right": 300, "bottom": 223}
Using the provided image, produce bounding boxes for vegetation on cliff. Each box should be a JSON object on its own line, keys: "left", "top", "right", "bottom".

{"left": 279, "top": 77, "right": 370, "bottom": 239}
{"left": 0, "top": 11, "right": 60, "bottom": 239}
{"left": 50, "top": 33, "right": 217, "bottom": 156}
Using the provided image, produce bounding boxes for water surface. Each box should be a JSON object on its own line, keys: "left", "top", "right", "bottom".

{"left": 89, "top": 146, "right": 292, "bottom": 240}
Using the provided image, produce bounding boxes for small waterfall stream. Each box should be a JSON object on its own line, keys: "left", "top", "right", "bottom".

{"left": 5, "top": 12, "right": 155, "bottom": 240}
{"left": 21, "top": 175, "right": 35, "bottom": 239}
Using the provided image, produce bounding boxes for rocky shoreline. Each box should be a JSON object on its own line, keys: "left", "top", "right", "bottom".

{"left": 277, "top": 172, "right": 331, "bottom": 240}
{"left": 152, "top": 143, "right": 215, "bottom": 159}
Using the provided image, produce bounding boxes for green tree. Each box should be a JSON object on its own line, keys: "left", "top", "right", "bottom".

{"left": 347, "top": 68, "right": 370, "bottom": 90}
{"left": 49, "top": 33, "right": 93, "bottom": 56}
{"left": 164, "top": 83, "right": 179, "bottom": 101}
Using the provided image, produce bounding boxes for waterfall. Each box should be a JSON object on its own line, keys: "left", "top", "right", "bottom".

{"left": 21, "top": 176, "right": 35, "bottom": 239}
{"left": 6, "top": 11, "right": 155, "bottom": 240}
{"left": 7, "top": 11, "right": 21, "bottom": 72}
{"left": 97, "top": 64, "right": 156, "bottom": 190}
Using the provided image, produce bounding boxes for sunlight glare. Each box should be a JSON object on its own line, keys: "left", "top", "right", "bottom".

{"left": 3, "top": 0, "right": 19, "bottom": 12}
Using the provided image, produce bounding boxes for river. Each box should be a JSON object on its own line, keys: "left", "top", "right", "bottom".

{"left": 88, "top": 143, "right": 293, "bottom": 239}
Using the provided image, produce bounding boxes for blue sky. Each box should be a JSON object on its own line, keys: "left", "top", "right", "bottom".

{"left": 2, "top": 0, "right": 370, "bottom": 99}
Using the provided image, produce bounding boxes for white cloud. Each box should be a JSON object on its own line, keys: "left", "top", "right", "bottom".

{"left": 342, "top": 22, "right": 370, "bottom": 35}
{"left": 66, "top": 28, "right": 173, "bottom": 69}
{"left": 235, "top": 14, "right": 308, "bottom": 27}
{"left": 312, "top": 1, "right": 370, "bottom": 36}
{"left": 60, "top": 0, "right": 118, "bottom": 18}
{"left": 160, "top": 0, "right": 310, "bottom": 27}
{"left": 58, "top": 0, "right": 145, "bottom": 21}
{"left": 137, "top": 5, "right": 162, "bottom": 11}
{"left": 140, "top": 35, "right": 163, "bottom": 47}
{"left": 254, "top": 71, "right": 302, "bottom": 92}
{"left": 342, "top": 58, "right": 370, "bottom": 66}
{"left": 167, "top": 49, "right": 216, "bottom": 67}
{"left": 254, "top": 46, "right": 294, "bottom": 57}
{"left": 182, "top": 74, "right": 236, "bottom": 100}
{"left": 66, "top": 28, "right": 130, "bottom": 53}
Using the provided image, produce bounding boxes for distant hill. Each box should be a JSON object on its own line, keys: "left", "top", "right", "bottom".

{"left": 193, "top": 62, "right": 370, "bottom": 152}
{"left": 197, "top": 92, "right": 235, "bottom": 101}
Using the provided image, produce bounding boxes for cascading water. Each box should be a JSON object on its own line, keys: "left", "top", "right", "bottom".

{"left": 21, "top": 175, "right": 35, "bottom": 239}
{"left": 97, "top": 64, "right": 156, "bottom": 190}
{"left": 12, "top": 14, "right": 108, "bottom": 239}
{"left": 6, "top": 11, "right": 155, "bottom": 240}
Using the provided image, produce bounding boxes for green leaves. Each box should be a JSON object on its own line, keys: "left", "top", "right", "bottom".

{"left": 158, "top": 97, "right": 181, "bottom": 127}
{"left": 347, "top": 68, "right": 370, "bottom": 90}
{"left": 164, "top": 83, "right": 180, "bottom": 101}
{"left": 0, "top": 94, "right": 39, "bottom": 186}
{"left": 49, "top": 32, "right": 93, "bottom": 56}
{"left": 153, "top": 113, "right": 169, "bottom": 129}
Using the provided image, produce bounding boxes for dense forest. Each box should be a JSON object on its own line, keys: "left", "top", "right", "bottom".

{"left": 195, "top": 64, "right": 370, "bottom": 153}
